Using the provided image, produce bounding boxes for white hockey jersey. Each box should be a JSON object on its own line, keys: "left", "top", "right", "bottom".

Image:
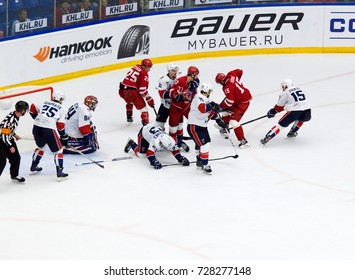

{"left": 277, "top": 86, "right": 311, "bottom": 112}
{"left": 65, "top": 102, "right": 93, "bottom": 138}
{"left": 157, "top": 74, "right": 175, "bottom": 109}
{"left": 32, "top": 100, "right": 66, "bottom": 130}
{"left": 142, "top": 124, "right": 178, "bottom": 152}
{"left": 187, "top": 92, "right": 210, "bottom": 128}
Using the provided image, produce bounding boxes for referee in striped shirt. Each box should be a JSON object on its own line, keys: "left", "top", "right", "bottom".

{"left": 0, "top": 101, "right": 29, "bottom": 183}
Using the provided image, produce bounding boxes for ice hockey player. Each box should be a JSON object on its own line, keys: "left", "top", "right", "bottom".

{"left": 123, "top": 123, "right": 190, "bottom": 169}
{"left": 260, "top": 79, "right": 311, "bottom": 145}
{"left": 187, "top": 83, "right": 221, "bottom": 175}
{"left": 0, "top": 101, "right": 29, "bottom": 183}
{"left": 155, "top": 62, "right": 190, "bottom": 152}
{"left": 119, "top": 59, "right": 155, "bottom": 125}
{"left": 64, "top": 95, "right": 99, "bottom": 154}
{"left": 215, "top": 68, "right": 252, "bottom": 148}
{"left": 29, "top": 91, "right": 69, "bottom": 181}
{"left": 168, "top": 66, "right": 200, "bottom": 150}
{"left": 155, "top": 62, "right": 180, "bottom": 129}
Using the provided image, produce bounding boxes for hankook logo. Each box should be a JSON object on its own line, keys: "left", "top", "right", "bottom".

{"left": 34, "top": 37, "right": 113, "bottom": 62}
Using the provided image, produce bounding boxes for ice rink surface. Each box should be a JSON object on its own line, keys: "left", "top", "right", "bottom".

{"left": 0, "top": 54, "right": 355, "bottom": 260}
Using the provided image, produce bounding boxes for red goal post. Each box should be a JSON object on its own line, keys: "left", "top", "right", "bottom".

{"left": 0, "top": 86, "right": 54, "bottom": 140}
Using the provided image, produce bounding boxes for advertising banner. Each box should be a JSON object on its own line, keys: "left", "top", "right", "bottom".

{"left": 0, "top": 5, "right": 354, "bottom": 87}
{"left": 323, "top": 6, "right": 355, "bottom": 47}
{"left": 149, "top": 0, "right": 184, "bottom": 9}
{"left": 194, "top": 0, "right": 233, "bottom": 5}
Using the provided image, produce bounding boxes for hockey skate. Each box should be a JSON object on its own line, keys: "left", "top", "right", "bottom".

{"left": 260, "top": 135, "right": 272, "bottom": 145}
{"left": 124, "top": 139, "right": 135, "bottom": 153}
{"left": 239, "top": 138, "right": 250, "bottom": 148}
{"left": 126, "top": 113, "right": 133, "bottom": 123}
{"left": 202, "top": 165, "right": 212, "bottom": 175}
{"left": 287, "top": 131, "right": 298, "bottom": 138}
{"left": 56, "top": 167, "right": 68, "bottom": 182}
{"left": 11, "top": 176, "right": 25, "bottom": 183}
{"left": 30, "top": 162, "right": 43, "bottom": 175}
{"left": 195, "top": 156, "right": 202, "bottom": 169}
{"left": 180, "top": 141, "right": 190, "bottom": 152}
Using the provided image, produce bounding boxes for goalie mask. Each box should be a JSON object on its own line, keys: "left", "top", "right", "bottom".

{"left": 84, "top": 95, "right": 99, "bottom": 111}
{"left": 159, "top": 134, "right": 175, "bottom": 150}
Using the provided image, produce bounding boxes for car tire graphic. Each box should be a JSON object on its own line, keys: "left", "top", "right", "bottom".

{"left": 117, "top": 25, "right": 150, "bottom": 59}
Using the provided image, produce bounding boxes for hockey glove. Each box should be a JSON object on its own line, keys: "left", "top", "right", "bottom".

{"left": 182, "top": 91, "right": 193, "bottom": 102}
{"left": 209, "top": 101, "right": 221, "bottom": 113}
{"left": 145, "top": 96, "right": 155, "bottom": 108}
{"left": 60, "top": 134, "right": 69, "bottom": 147}
{"left": 180, "top": 156, "right": 190, "bottom": 166}
{"left": 189, "top": 78, "right": 200, "bottom": 92}
{"left": 152, "top": 159, "right": 162, "bottom": 170}
{"left": 176, "top": 154, "right": 190, "bottom": 166}
{"left": 216, "top": 117, "right": 228, "bottom": 129}
{"left": 267, "top": 108, "right": 277, "bottom": 118}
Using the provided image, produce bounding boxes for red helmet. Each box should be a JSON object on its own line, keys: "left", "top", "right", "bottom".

{"left": 215, "top": 73, "right": 226, "bottom": 84}
{"left": 84, "top": 95, "right": 99, "bottom": 111}
{"left": 141, "top": 59, "right": 153, "bottom": 68}
{"left": 187, "top": 66, "right": 199, "bottom": 76}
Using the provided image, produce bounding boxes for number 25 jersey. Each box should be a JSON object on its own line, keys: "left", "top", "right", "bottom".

{"left": 31, "top": 100, "right": 66, "bottom": 130}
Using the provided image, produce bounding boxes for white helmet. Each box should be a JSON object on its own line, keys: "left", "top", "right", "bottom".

{"left": 201, "top": 82, "right": 213, "bottom": 98}
{"left": 159, "top": 134, "right": 175, "bottom": 150}
{"left": 52, "top": 90, "right": 66, "bottom": 102}
{"left": 166, "top": 62, "right": 178, "bottom": 72}
{"left": 281, "top": 79, "right": 293, "bottom": 89}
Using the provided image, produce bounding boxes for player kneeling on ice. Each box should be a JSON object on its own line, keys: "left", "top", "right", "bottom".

{"left": 187, "top": 83, "right": 220, "bottom": 175}
{"left": 260, "top": 79, "right": 312, "bottom": 145}
{"left": 63, "top": 95, "right": 99, "bottom": 154}
{"left": 124, "top": 123, "right": 190, "bottom": 169}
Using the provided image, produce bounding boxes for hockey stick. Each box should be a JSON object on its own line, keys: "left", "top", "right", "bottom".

{"left": 240, "top": 115, "right": 267, "bottom": 126}
{"left": 183, "top": 115, "right": 268, "bottom": 141}
{"left": 152, "top": 105, "right": 158, "bottom": 117}
{"left": 67, "top": 146, "right": 105, "bottom": 169}
{"left": 218, "top": 113, "right": 239, "bottom": 155}
{"left": 161, "top": 154, "right": 238, "bottom": 167}
{"left": 75, "top": 156, "right": 133, "bottom": 166}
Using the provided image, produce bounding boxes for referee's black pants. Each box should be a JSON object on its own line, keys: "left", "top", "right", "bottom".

{"left": 0, "top": 139, "right": 21, "bottom": 178}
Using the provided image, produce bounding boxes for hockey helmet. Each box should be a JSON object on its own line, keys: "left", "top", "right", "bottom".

{"left": 167, "top": 62, "right": 178, "bottom": 72}
{"left": 200, "top": 82, "right": 213, "bottom": 97}
{"left": 281, "top": 79, "right": 293, "bottom": 90}
{"left": 159, "top": 134, "right": 175, "bottom": 150}
{"left": 215, "top": 73, "right": 226, "bottom": 84}
{"left": 187, "top": 66, "right": 199, "bottom": 77}
{"left": 52, "top": 91, "right": 66, "bottom": 102}
{"left": 141, "top": 59, "right": 153, "bottom": 68}
{"left": 15, "top": 100, "right": 29, "bottom": 112}
{"left": 84, "top": 95, "right": 99, "bottom": 111}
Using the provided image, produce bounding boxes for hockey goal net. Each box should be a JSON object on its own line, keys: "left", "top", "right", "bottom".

{"left": 0, "top": 86, "right": 54, "bottom": 140}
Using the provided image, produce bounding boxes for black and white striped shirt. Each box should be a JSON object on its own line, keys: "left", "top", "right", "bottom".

{"left": 0, "top": 111, "right": 19, "bottom": 147}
